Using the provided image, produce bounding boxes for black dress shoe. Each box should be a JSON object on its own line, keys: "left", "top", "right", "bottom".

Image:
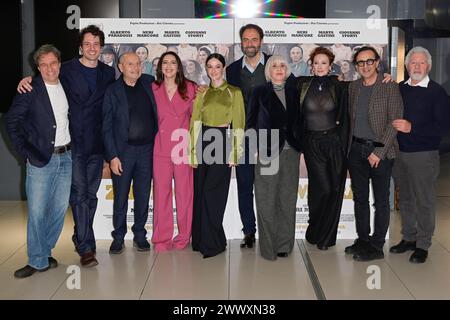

{"left": 240, "top": 234, "right": 255, "bottom": 248}
{"left": 109, "top": 240, "right": 125, "bottom": 254}
{"left": 14, "top": 265, "right": 49, "bottom": 279}
{"left": 353, "top": 245, "right": 384, "bottom": 262}
{"left": 133, "top": 239, "right": 151, "bottom": 252}
{"left": 389, "top": 240, "right": 416, "bottom": 254}
{"left": 277, "top": 252, "right": 289, "bottom": 258}
{"left": 345, "top": 239, "right": 369, "bottom": 255}
{"left": 305, "top": 234, "right": 317, "bottom": 245}
{"left": 48, "top": 257, "right": 58, "bottom": 269}
{"left": 317, "top": 245, "right": 328, "bottom": 251}
{"left": 409, "top": 248, "right": 428, "bottom": 263}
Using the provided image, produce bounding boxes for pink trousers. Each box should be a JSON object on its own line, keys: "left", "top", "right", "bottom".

{"left": 152, "top": 155, "right": 193, "bottom": 252}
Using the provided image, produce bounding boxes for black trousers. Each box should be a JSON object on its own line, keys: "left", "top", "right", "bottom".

{"left": 192, "top": 126, "right": 231, "bottom": 257}
{"left": 304, "top": 129, "right": 347, "bottom": 248}
{"left": 348, "top": 141, "right": 393, "bottom": 250}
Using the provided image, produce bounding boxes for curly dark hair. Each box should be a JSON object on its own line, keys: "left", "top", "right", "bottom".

{"left": 79, "top": 25, "right": 105, "bottom": 47}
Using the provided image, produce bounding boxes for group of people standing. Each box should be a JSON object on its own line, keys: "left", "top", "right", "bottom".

{"left": 6, "top": 22, "right": 449, "bottom": 278}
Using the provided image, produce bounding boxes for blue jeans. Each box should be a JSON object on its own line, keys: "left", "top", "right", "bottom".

{"left": 26, "top": 151, "right": 72, "bottom": 269}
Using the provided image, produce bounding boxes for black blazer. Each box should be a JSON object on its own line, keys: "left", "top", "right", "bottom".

{"left": 102, "top": 74, "right": 158, "bottom": 162}
{"left": 6, "top": 75, "right": 63, "bottom": 167}
{"left": 60, "top": 58, "right": 115, "bottom": 156}
{"left": 296, "top": 75, "right": 350, "bottom": 153}
{"left": 248, "top": 82, "right": 302, "bottom": 158}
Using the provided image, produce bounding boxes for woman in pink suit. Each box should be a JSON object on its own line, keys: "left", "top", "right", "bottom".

{"left": 151, "top": 51, "right": 197, "bottom": 252}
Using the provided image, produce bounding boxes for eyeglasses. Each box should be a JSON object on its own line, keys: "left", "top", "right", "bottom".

{"left": 355, "top": 59, "right": 377, "bottom": 67}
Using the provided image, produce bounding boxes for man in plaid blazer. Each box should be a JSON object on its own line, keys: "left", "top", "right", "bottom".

{"left": 344, "top": 46, "right": 403, "bottom": 262}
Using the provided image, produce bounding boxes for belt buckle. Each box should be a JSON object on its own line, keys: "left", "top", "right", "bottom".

{"left": 54, "top": 144, "right": 69, "bottom": 154}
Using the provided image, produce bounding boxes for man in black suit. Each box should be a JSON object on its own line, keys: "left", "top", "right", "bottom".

{"left": 226, "top": 24, "right": 271, "bottom": 248}
{"left": 102, "top": 52, "right": 158, "bottom": 254}
{"left": 7, "top": 45, "right": 72, "bottom": 278}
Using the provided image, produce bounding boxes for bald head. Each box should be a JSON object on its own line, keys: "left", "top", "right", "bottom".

{"left": 118, "top": 52, "right": 138, "bottom": 65}
{"left": 118, "top": 52, "right": 142, "bottom": 85}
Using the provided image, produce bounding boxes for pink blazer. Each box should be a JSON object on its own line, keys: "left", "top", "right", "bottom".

{"left": 152, "top": 81, "right": 196, "bottom": 158}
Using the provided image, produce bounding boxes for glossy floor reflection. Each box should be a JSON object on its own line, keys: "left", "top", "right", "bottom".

{"left": 1, "top": 153, "right": 450, "bottom": 300}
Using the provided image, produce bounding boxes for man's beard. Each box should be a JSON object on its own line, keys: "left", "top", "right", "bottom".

{"left": 241, "top": 45, "right": 260, "bottom": 58}
{"left": 410, "top": 72, "right": 426, "bottom": 82}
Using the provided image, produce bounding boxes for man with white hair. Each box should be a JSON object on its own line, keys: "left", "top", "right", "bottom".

{"left": 390, "top": 46, "right": 450, "bottom": 263}
{"left": 102, "top": 52, "right": 158, "bottom": 255}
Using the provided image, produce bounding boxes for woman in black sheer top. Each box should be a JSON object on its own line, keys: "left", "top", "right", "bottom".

{"left": 297, "top": 47, "right": 349, "bottom": 250}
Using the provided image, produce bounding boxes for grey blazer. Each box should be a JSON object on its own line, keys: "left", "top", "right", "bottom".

{"left": 348, "top": 74, "right": 404, "bottom": 160}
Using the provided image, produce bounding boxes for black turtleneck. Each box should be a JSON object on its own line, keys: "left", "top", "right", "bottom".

{"left": 304, "top": 76, "right": 337, "bottom": 131}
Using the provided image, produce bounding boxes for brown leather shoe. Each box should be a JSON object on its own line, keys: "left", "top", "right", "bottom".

{"left": 80, "top": 251, "right": 98, "bottom": 268}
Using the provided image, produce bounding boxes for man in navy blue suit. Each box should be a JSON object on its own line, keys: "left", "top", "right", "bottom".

{"left": 18, "top": 25, "right": 116, "bottom": 267}
{"left": 102, "top": 52, "right": 158, "bottom": 254}
{"left": 226, "top": 24, "right": 271, "bottom": 248}
{"left": 7, "top": 45, "right": 72, "bottom": 278}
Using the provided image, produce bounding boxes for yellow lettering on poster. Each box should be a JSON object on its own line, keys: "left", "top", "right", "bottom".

{"left": 105, "top": 184, "right": 135, "bottom": 200}
{"left": 344, "top": 187, "right": 353, "bottom": 199}
{"left": 298, "top": 184, "right": 308, "bottom": 199}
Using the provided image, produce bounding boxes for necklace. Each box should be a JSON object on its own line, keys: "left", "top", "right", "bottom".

{"left": 316, "top": 78, "right": 326, "bottom": 91}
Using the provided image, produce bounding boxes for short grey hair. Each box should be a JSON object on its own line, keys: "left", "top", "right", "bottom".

{"left": 405, "top": 46, "right": 432, "bottom": 69}
{"left": 33, "top": 44, "right": 61, "bottom": 66}
{"left": 264, "top": 55, "right": 291, "bottom": 82}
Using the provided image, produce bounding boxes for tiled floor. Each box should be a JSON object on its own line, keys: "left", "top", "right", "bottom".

{"left": 1, "top": 153, "right": 450, "bottom": 300}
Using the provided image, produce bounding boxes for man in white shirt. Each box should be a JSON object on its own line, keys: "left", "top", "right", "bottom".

{"left": 6, "top": 44, "right": 72, "bottom": 278}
